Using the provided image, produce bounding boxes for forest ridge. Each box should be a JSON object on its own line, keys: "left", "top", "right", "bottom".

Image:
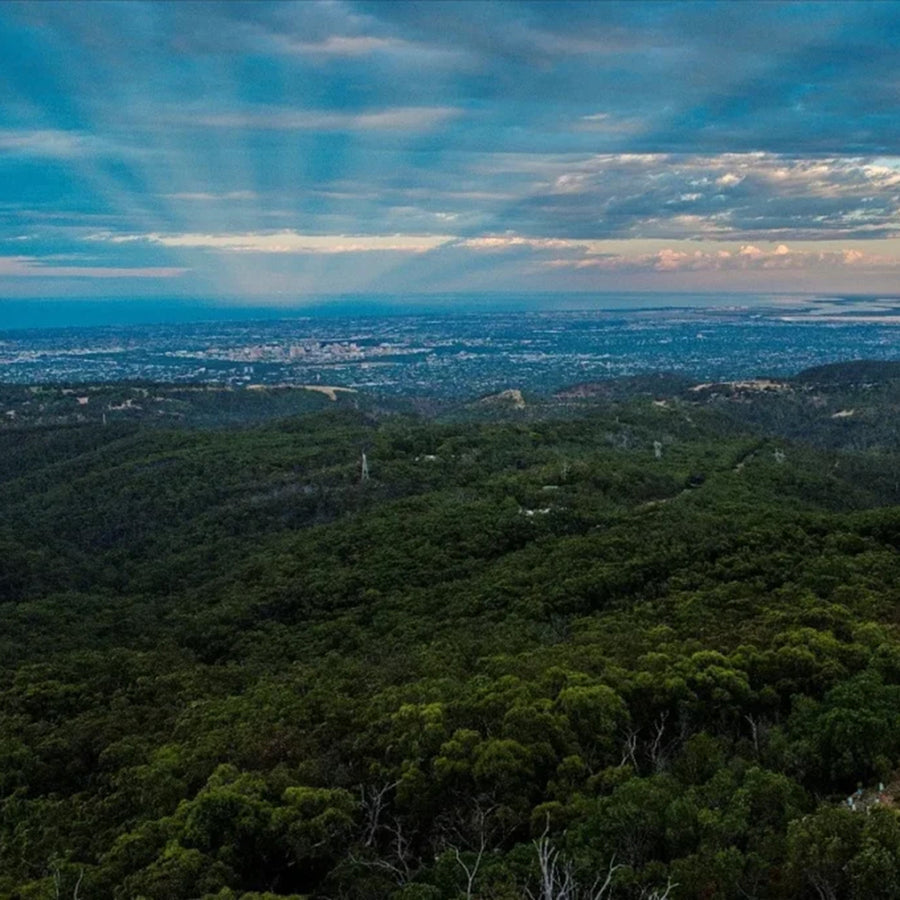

{"left": 2, "top": 361, "right": 900, "bottom": 899}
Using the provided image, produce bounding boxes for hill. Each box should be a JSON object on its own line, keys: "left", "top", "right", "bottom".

{"left": 1, "top": 370, "right": 900, "bottom": 899}
{"left": 539, "top": 360, "right": 900, "bottom": 454}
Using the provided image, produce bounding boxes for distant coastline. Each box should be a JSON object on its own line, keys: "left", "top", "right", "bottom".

{"left": 4, "top": 291, "right": 900, "bottom": 331}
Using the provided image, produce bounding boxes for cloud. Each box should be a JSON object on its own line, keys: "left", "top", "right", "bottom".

{"left": 358, "top": 0, "right": 900, "bottom": 154}
{"left": 0, "top": 129, "right": 100, "bottom": 158}
{"left": 189, "top": 106, "right": 461, "bottom": 132}
{"left": 540, "top": 243, "right": 898, "bottom": 274}
{"left": 356, "top": 1, "right": 655, "bottom": 68}
{"left": 165, "top": 191, "right": 257, "bottom": 202}
{"left": 4, "top": 1, "right": 900, "bottom": 298}
{"left": 459, "top": 236, "right": 585, "bottom": 252}
{"left": 0, "top": 256, "right": 187, "bottom": 278}
{"left": 92, "top": 230, "right": 455, "bottom": 254}
{"left": 488, "top": 152, "right": 900, "bottom": 241}
{"left": 277, "top": 34, "right": 403, "bottom": 57}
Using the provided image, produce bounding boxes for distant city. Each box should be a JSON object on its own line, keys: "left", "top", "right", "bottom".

{"left": 1, "top": 299, "right": 899, "bottom": 399}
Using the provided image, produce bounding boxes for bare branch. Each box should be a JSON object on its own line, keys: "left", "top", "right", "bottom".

{"left": 527, "top": 827, "right": 622, "bottom": 900}
{"left": 620, "top": 729, "right": 639, "bottom": 768}
{"left": 348, "top": 815, "right": 417, "bottom": 886}
{"left": 640, "top": 878, "right": 678, "bottom": 900}
{"left": 72, "top": 869, "right": 84, "bottom": 900}
{"left": 359, "top": 779, "right": 400, "bottom": 847}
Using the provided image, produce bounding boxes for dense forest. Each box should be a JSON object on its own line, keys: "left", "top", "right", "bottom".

{"left": 3, "top": 362, "right": 900, "bottom": 899}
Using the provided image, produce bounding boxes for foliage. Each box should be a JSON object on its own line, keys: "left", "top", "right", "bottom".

{"left": 2, "top": 377, "right": 900, "bottom": 898}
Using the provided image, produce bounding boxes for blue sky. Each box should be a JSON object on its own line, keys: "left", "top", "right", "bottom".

{"left": 2, "top": 0, "right": 900, "bottom": 307}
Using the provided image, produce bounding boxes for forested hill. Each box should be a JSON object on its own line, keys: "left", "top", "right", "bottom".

{"left": 550, "top": 360, "right": 900, "bottom": 453}
{"left": 5, "top": 358, "right": 900, "bottom": 452}
{"left": 3, "top": 367, "right": 900, "bottom": 899}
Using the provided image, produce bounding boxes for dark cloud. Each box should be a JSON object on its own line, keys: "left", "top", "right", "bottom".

{"left": 358, "top": 0, "right": 900, "bottom": 154}
{"left": 469, "top": 154, "right": 900, "bottom": 241}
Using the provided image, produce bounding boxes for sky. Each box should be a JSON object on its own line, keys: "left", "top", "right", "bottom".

{"left": 2, "top": 0, "right": 900, "bottom": 309}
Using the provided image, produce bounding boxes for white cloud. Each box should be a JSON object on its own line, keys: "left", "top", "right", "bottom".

{"left": 459, "top": 235, "right": 585, "bottom": 251}
{"left": 653, "top": 248, "right": 692, "bottom": 271}
{"left": 0, "top": 129, "right": 96, "bottom": 158}
{"left": 91, "top": 230, "right": 455, "bottom": 254}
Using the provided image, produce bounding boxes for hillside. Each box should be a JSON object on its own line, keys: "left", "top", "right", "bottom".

{"left": 543, "top": 360, "right": 900, "bottom": 454}
{"left": 2, "top": 370, "right": 900, "bottom": 899}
